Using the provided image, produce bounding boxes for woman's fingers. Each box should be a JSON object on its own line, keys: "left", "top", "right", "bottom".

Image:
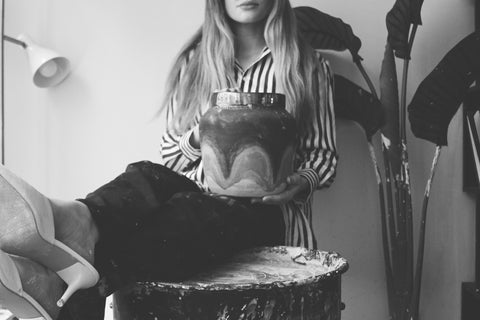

{"left": 261, "top": 185, "right": 300, "bottom": 205}
{"left": 262, "top": 189, "right": 298, "bottom": 204}
{"left": 249, "top": 174, "right": 307, "bottom": 205}
{"left": 286, "top": 174, "right": 298, "bottom": 185}
{"left": 214, "top": 87, "right": 240, "bottom": 93}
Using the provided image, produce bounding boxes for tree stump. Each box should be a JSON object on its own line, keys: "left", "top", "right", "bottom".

{"left": 113, "top": 246, "right": 348, "bottom": 320}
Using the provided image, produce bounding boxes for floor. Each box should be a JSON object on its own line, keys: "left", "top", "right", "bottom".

{"left": 0, "top": 296, "right": 113, "bottom": 320}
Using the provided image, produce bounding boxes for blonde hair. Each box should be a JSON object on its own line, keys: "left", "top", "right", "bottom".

{"left": 161, "top": 0, "right": 320, "bottom": 134}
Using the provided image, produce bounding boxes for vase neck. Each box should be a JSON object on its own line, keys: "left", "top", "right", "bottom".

{"left": 212, "top": 92, "right": 285, "bottom": 109}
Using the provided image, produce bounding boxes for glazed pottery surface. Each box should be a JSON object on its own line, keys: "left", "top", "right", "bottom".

{"left": 199, "top": 92, "right": 297, "bottom": 197}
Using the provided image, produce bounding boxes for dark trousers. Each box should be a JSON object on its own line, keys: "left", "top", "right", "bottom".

{"left": 58, "top": 161, "right": 285, "bottom": 320}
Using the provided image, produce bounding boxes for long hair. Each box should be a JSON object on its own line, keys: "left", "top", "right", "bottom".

{"left": 160, "top": 0, "right": 320, "bottom": 134}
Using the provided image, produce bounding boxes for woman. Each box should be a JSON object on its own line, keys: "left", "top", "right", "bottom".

{"left": 0, "top": 0, "right": 337, "bottom": 319}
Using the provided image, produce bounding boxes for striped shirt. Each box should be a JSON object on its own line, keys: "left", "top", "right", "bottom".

{"left": 160, "top": 47, "right": 337, "bottom": 249}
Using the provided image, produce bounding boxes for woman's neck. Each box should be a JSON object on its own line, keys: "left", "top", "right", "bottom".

{"left": 231, "top": 21, "right": 267, "bottom": 70}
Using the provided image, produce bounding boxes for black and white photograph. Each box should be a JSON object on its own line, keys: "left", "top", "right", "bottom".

{"left": 0, "top": 0, "right": 478, "bottom": 319}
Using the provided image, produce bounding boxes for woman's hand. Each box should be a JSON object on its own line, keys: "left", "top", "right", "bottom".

{"left": 251, "top": 173, "right": 309, "bottom": 205}
{"left": 189, "top": 124, "right": 200, "bottom": 148}
{"left": 215, "top": 87, "right": 240, "bottom": 93}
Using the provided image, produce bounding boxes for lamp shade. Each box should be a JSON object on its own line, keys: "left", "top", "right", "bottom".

{"left": 17, "top": 34, "right": 70, "bottom": 88}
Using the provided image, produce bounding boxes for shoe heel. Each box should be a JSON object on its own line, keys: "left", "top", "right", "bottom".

{"left": 56, "top": 260, "right": 99, "bottom": 307}
{"left": 56, "top": 279, "right": 77, "bottom": 307}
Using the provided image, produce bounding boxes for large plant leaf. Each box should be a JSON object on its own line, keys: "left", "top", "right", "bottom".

{"left": 334, "top": 75, "right": 385, "bottom": 139}
{"left": 295, "top": 6, "right": 362, "bottom": 63}
{"left": 408, "top": 32, "right": 480, "bottom": 146}
{"left": 379, "top": 42, "right": 401, "bottom": 175}
{"left": 411, "top": 0, "right": 425, "bottom": 25}
{"left": 386, "top": 0, "right": 425, "bottom": 59}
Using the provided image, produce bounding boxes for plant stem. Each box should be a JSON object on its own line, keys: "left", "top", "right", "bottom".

{"left": 358, "top": 59, "right": 404, "bottom": 319}
{"left": 410, "top": 146, "right": 442, "bottom": 320}
{"left": 369, "top": 142, "right": 395, "bottom": 318}
{"left": 399, "top": 60, "right": 409, "bottom": 141}
{"left": 381, "top": 137, "right": 398, "bottom": 264}
{"left": 397, "top": 24, "right": 418, "bottom": 320}
{"left": 403, "top": 146, "right": 414, "bottom": 296}
{"left": 381, "top": 135, "right": 401, "bottom": 320}
{"left": 355, "top": 61, "right": 379, "bottom": 100}
{"left": 400, "top": 143, "right": 414, "bottom": 319}
{"left": 400, "top": 25, "right": 418, "bottom": 141}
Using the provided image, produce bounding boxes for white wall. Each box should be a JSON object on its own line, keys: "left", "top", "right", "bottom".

{"left": 4, "top": 1, "right": 476, "bottom": 320}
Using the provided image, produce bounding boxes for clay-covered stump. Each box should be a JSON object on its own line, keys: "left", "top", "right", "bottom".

{"left": 113, "top": 246, "right": 348, "bottom": 320}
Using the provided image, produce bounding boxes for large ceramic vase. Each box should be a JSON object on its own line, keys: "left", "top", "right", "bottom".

{"left": 199, "top": 92, "right": 297, "bottom": 197}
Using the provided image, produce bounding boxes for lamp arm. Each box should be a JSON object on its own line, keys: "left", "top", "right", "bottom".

{"left": 3, "top": 35, "right": 27, "bottom": 49}
{"left": 1, "top": 0, "right": 5, "bottom": 165}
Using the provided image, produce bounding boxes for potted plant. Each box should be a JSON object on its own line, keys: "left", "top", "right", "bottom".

{"left": 294, "top": 1, "right": 480, "bottom": 319}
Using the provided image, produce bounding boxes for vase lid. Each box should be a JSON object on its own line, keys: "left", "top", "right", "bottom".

{"left": 211, "top": 92, "right": 285, "bottom": 108}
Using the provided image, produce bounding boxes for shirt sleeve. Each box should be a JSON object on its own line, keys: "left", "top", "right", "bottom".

{"left": 159, "top": 98, "right": 202, "bottom": 173}
{"left": 295, "top": 55, "right": 338, "bottom": 202}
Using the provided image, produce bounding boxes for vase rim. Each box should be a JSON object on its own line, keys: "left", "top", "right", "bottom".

{"left": 211, "top": 92, "right": 285, "bottom": 108}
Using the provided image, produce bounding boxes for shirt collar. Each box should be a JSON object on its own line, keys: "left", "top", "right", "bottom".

{"left": 235, "top": 46, "right": 271, "bottom": 72}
